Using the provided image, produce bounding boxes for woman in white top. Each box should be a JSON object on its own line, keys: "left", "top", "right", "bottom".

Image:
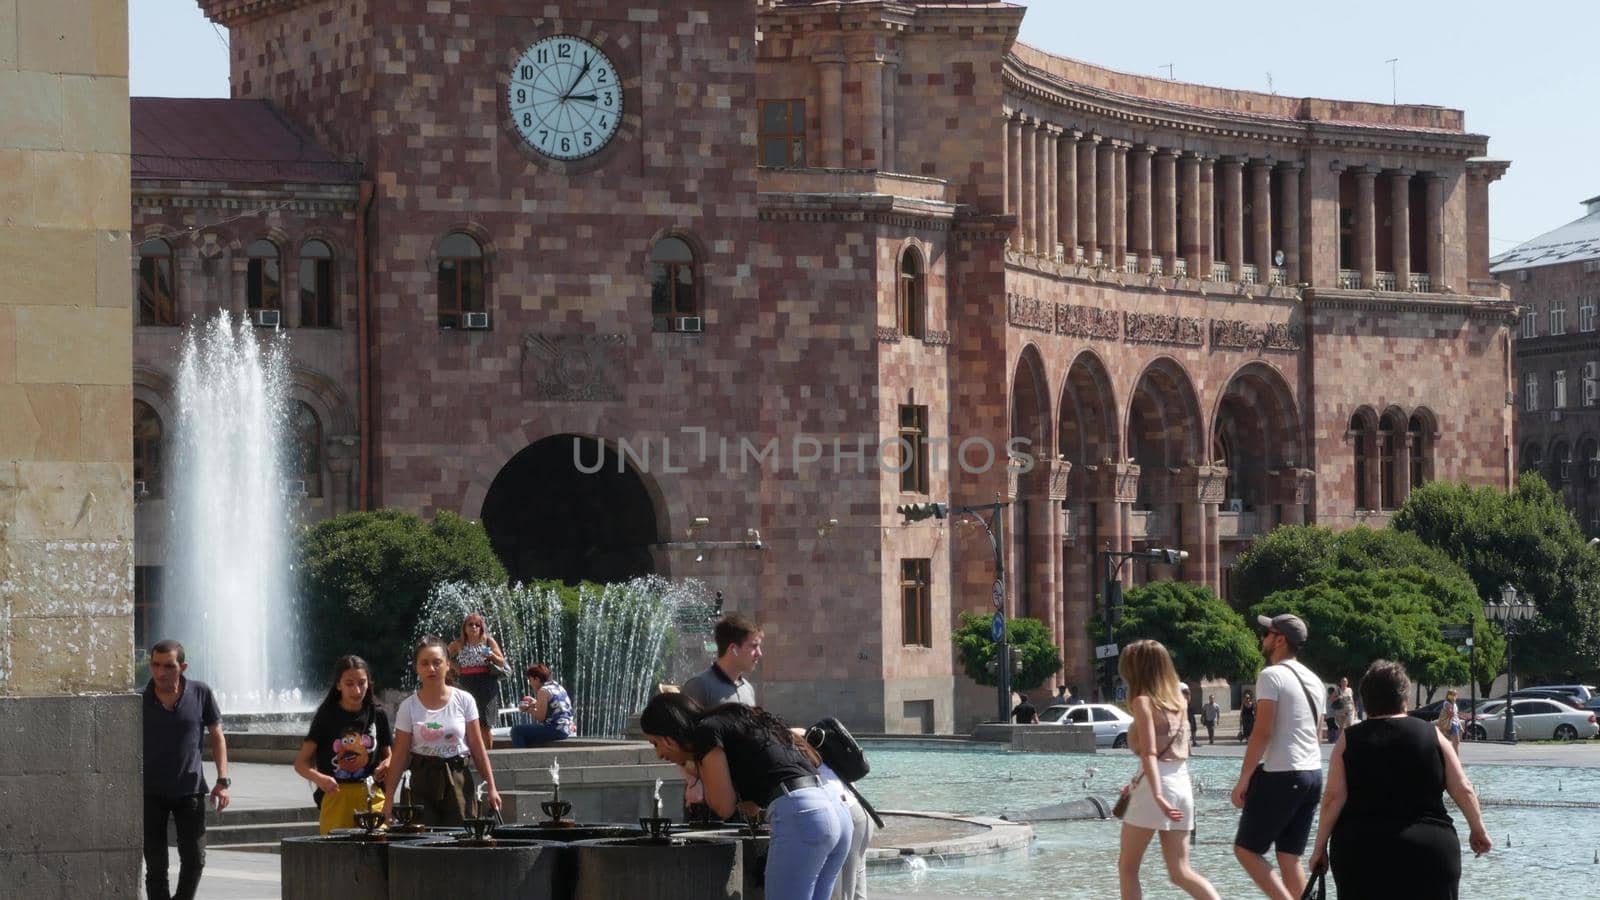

{"left": 1117, "top": 639, "right": 1221, "bottom": 900}
{"left": 383, "top": 635, "right": 501, "bottom": 826}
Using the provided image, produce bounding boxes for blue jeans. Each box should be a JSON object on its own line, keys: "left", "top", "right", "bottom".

{"left": 764, "top": 784, "right": 853, "bottom": 900}
{"left": 510, "top": 722, "right": 571, "bottom": 747}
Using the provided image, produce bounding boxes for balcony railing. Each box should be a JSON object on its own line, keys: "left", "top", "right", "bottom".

{"left": 1216, "top": 510, "right": 1262, "bottom": 540}
{"left": 1123, "top": 256, "right": 1140, "bottom": 274}
{"left": 1240, "top": 263, "right": 1259, "bottom": 285}
{"left": 1173, "top": 259, "right": 1188, "bottom": 277}
{"left": 1209, "top": 261, "right": 1231, "bottom": 283}
{"left": 1148, "top": 257, "right": 1164, "bottom": 276}
{"left": 1408, "top": 272, "right": 1432, "bottom": 293}
{"left": 1337, "top": 269, "right": 1361, "bottom": 289}
{"left": 1092, "top": 249, "right": 1105, "bottom": 267}
{"left": 1269, "top": 266, "right": 1287, "bottom": 286}
{"left": 1374, "top": 271, "right": 1398, "bottom": 291}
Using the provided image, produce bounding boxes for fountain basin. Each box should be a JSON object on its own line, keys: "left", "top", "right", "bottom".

{"left": 681, "top": 829, "right": 770, "bottom": 900}
{"left": 570, "top": 836, "right": 741, "bottom": 900}
{"left": 494, "top": 823, "right": 644, "bottom": 842}
{"left": 280, "top": 833, "right": 447, "bottom": 900}
{"left": 388, "top": 838, "right": 562, "bottom": 900}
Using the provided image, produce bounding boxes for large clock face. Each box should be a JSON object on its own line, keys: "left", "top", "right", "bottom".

{"left": 508, "top": 35, "right": 623, "bottom": 161}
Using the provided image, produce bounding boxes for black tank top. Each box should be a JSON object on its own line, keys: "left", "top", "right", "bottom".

{"left": 1339, "top": 715, "right": 1451, "bottom": 829}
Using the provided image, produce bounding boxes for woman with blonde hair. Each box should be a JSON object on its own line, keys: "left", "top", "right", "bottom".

{"left": 1116, "top": 639, "right": 1220, "bottom": 900}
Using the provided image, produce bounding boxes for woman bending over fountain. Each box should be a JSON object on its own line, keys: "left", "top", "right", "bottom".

{"left": 1116, "top": 640, "right": 1221, "bottom": 900}
{"left": 511, "top": 662, "right": 576, "bottom": 747}
{"left": 383, "top": 636, "right": 502, "bottom": 826}
{"left": 294, "top": 655, "right": 393, "bottom": 834}
{"left": 642, "top": 693, "right": 853, "bottom": 900}
{"left": 448, "top": 613, "right": 508, "bottom": 745}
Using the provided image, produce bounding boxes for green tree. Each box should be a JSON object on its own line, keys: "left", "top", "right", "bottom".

{"left": 1109, "top": 581, "right": 1260, "bottom": 682}
{"left": 952, "top": 612, "right": 1062, "bottom": 692}
{"left": 298, "top": 509, "right": 508, "bottom": 690}
{"left": 1394, "top": 474, "right": 1600, "bottom": 679}
{"left": 1231, "top": 525, "right": 1470, "bottom": 610}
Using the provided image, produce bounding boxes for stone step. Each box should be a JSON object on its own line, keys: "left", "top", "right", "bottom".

{"left": 222, "top": 842, "right": 287, "bottom": 855}
{"left": 170, "top": 819, "right": 319, "bottom": 847}
{"left": 488, "top": 744, "right": 661, "bottom": 770}
{"left": 508, "top": 761, "right": 681, "bottom": 790}
{"left": 212, "top": 805, "right": 319, "bottom": 827}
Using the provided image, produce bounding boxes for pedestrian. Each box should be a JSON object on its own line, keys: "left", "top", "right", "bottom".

{"left": 142, "top": 639, "right": 230, "bottom": 900}
{"left": 1052, "top": 683, "right": 1069, "bottom": 706}
{"left": 1011, "top": 695, "right": 1039, "bottom": 724}
{"left": 293, "top": 655, "right": 392, "bottom": 834}
{"left": 1325, "top": 686, "right": 1342, "bottom": 744}
{"left": 681, "top": 613, "right": 761, "bottom": 708}
{"left": 1239, "top": 691, "right": 1256, "bottom": 742}
{"left": 1115, "top": 640, "right": 1221, "bottom": 900}
{"left": 1336, "top": 676, "right": 1357, "bottom": 731}
{"left": 1067, "top": 684, "right": 1086, "bottom": 705}
{"left": 383, "top": 636, "right": 502, "bottom": 826}
{"left": 1231, "top": 613, "right": 1325, "bottom": 900}
{"left": 1437, "top": 688, "right": 1463, "bottom": 752}
{"left": 642, "top": 693, "right": 853, "bottom": 900}
{"left": 1202, "top": 694, "right": 1221, "bottom": 746}
{"left": 1308, "top": 660, "right": 1492, "bottom": 898}
{"left": 510, "top": 662, "right": 576, "bottom": 747}
{"left": 447, "top": 612, "right": 508, "bottom": 745}
{"left": 1180, "top": 683, "right": 1198, "bottom": 748}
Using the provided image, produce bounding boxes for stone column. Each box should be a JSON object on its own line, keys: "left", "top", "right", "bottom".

{"left": 1058, "top": 129, "right": 1080, "bottom": 259}
{"left": 1097, "top": 140, "right": 1116, "bottom": 264}
{"left": 1026, "top": 461, "right": 1071, "bottom": 670}
{"left": 818, "top": 55, "right": 846, "bottom": 168}
{"left": 1250, "top": 159, "right": 1273, "bottom": 274}
{"left": 1131, "top": 145, "right": 1154, "bottom": 272}
{"left": 1154, "top": 148, "right": 1177, "bottom": 273}
{"left": 1007, "top": 115, "right": 1023, "bottom": 247}
{"left": 1039, "top": 125, "right": 1057, "bottom": 259}
{"left": 1269, "top": 469, "right": 1315, "bottom": 528}
{"left": 1078, "top": 134, "right": 1100, "bottom": 262}
{"left": 1277, "top": 161, "right": 1303, "bottom": 284}
{"left": 1021, "top": 119, "right": 1037, "bottom": 254}
{"left": 858, "top": 52, "right": 884, "bottom": 169}
{"left": 1180, "top": 152, "right": 1202, "bottom": 275}
{"left": 1391, "top": 169, "right": 1414, "bottom": 290}
{"left": 326, "top": 436, "right": 359, "bottom": 516}
{"left": 1087, "top": 464, "right": 1140, "bottom": 698}
{"left": 1219, "top": 156, "right": 1245, "bottom": 278}
{"left": 881, "top": 57, "right": 899, "bottom": 172}
{"left": 1177, "top": 465, "right": 1228, "bottom": 594}
{"left": 1198, "top": 156, "right": 1215, "bottom": 278}
{"left": 1354, "top": 166, "right": 1378, "bottom": 288}
{"left": 1426, "top": 172, "right": 1448, "bottom": 290}
{"left": 1113, "top": 141, "right": 1129, "bottom": 269}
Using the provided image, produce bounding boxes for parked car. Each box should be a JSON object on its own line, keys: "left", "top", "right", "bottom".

{"left": 1502, "top": 689, "right": 1585, "bottom": 709}
{"left": 1039, "top": 703, "right": 1135, "bottom": 748}
{"left": 1409, "top": 697, "right": 1491, "bottom": 724}
{"left": 1522, "top": 684, "right": 1597, "bottom": 704}
{"left": 1464, "top": 699, "right": 1598, "bottom": 741}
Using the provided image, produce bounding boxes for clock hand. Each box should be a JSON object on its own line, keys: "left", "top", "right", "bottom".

{"left": 561, "top": 55, "right": 595, "bottom": 100}
{"left": 567, "top": 95, "right": 598, "bottom": 102}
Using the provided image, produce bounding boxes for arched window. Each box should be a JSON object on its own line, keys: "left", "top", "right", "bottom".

{"left": 246, "top": 239, "right": 282, "bottom": 311}
{"left": 1378, "top": 413, "right": 1401, "bottom": 509}
{"left": 1522, "top": 443, "right": 1542, "bottom": 474}
{"left": 898, "top": 247, "right": 926, "bottom": 339}
{"left": 1407, "top": 414, "right": 1430, "bottom": 490}
{"left": 1350, "top": 414, "right": 1370, "bottom": 510}
{"left": 1552, "top": 441, "right": 1572, "bottom": 484}
{"left": 137, "top": 238, "right": 177, "bottom": 326}
{"left": 650, "top": 236, "right": 698, "bottom": 331}
{"left": 298, "top": 240, "right": 335, "bottom": 328}
{"left": 133, "top": 400, "right": 162, "bottom": 499}
{"left": 1583, "top": 438, "right": 1599, "bottom": 485}
{"left": 289, "top": 401, "right": 323, "bottom": 499}
{"left": 437, "top": 232, "right": 486, "bottom": 329}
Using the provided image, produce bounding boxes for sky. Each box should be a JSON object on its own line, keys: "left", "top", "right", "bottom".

{"left": 128, "top": 0, "right": 1600, "bottom": 252}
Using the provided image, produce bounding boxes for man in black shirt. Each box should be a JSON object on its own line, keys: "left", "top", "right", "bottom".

{"left": 142, "top": 639, "right": 230, "bottom": 900}
{"left": 1011, "top": 696, "right": 1039, "bottom": 724}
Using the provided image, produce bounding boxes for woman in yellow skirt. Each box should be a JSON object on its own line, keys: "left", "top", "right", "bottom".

{"left": 293, "top": 655, "right": 393, "bottom": 834}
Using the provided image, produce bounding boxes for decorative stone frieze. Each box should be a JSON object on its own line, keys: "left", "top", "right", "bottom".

{"left": 1024, "top": 458, "right": 1072, "bottom": 501}
{"left": 1212, "top": 318, "right": 1304, "bottom": 351}
{"left": 1125, "top": 312, "right": 1204, "bottom": 346}
{"left": 1007, "top": 293, "right": 1054, "bottom": 332}
{"left": 1266, "top": 468, "right": 1316, "bottom": 505}
{"left": 877, "top": 326, "right": 902, "bottom": 343}
{"left": 924, "top": 329, "right": 952, "bottom": 345}
{"left": 521, "top": 333, "right": 628, "bottom": 402}
{"left": 1083, "top": 461, "right": 1140, "bottom": 503}
{"left": 1056, "top": 303, "right": 1121, "bottom": 340}
{"left": 1173, "top": 464, "right": 1230, "bottom": 503}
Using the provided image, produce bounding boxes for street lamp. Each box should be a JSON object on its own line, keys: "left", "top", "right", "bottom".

{"left": 1098, "top": 545, "right": 1189, "bottom": 700}
{"left": 1484, "top": 584, "right": 1537, "bottom": 742}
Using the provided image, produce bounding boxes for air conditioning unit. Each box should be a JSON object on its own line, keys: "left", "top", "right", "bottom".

{"left": 462, "top": 312, "right": 490, "bottom": 330}
{"left": 285, "top": 479, "right": 308, "bottom": 497}
{"left": 675, "top": 316, "right": 704, "bottom": 334}
{"left": 1225, "top": 498, "right": 1244, "bottom": 513}
{"left": 133, "top": 481, "right": 148, "bottom": 500}
{"left": 1586, "top": 380, "right": 1599, "bottom": 406}
{"left": 253, "top": 308, "right": 281, "bottom": 328}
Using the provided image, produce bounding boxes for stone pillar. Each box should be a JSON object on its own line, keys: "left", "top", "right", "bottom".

{"left": 1250, "top": 159, "right": 1273, "bottom": 274}
{"left": 1390, "top": 169, "right": 1414, "bottom": 290}
{"left": 818, "top": 55, "right": 846, "bottom": 168}
{"left": 1465, "top": 160, "right": 1509, "bottom": 284}
{"left": 1130, "top": 144, "right": 1154, "bottom": 272}
{"left": 1026, "top": 461, "right": 1071, "bottom": 671}
{"left": 326, "top": 436, "right": 359, "bottom": 516}
{"left": 1354, "top": 166, "right": 1378, "bottom": 288}
{"left": 1097, "top": 141, "right": 1116, "bottom": 264}
{"left": 1278, "top": 161, "right": 1303, "bottom": 284}
{"left": 881, "top": 57, "right": 899, "bottom": 172}
{"left": 1058, "top": 129, "right": 1079, "bottom": 258}
{"left": 1078, "top": 134, "right": 1100, "bottom": 262}
{"left": 1154, "top": 148, "right": 1177, "bottom": 273}
{"left": 1038, "top": 125, "right": 1057, "bottom": 259}
{"left": 1087, "top": 464, "right": 1140, "bottom": 698}
{"left": 1180, "top": 152, "right": 1201, "bottom": 275}
{"left": 1020, "top": 119, "right": 1037, "bottom": 254}
{"left": 1426, "top": 172, "right": 1448, "bottom": 289}
{"left": 1269, "top": 469, "right": 1315, "bottom": 528}
{"left": 858, "top": 52, "right": 884, "bottom": 169}
{"left": 1219, "top": 156, "right": 1245, "bottom": 278}
{"left": 1198, "top": 156, "right": 1215, "bottom": 278}
{"left": 1007, "top": 115, "right": 1023, "bottom": 247}
{"left": 1113, "top": 141, "right": 1129, "bottom": 269}
{"left": 1176, "top": 465, "right": 1228, "bottom": 595}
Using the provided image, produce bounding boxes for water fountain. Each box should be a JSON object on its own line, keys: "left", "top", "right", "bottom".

{"left": 163, "top": 312, "right": 305, "bottom": 711}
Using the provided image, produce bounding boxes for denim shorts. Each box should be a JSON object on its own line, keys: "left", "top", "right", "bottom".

{"left": 1234, "top": 767, "right": 1322, "bottom": 856}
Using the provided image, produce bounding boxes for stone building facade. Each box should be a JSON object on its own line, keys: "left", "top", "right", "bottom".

{"left": 1, "top": 0, "right": 142, "bottom": 892}
{"left": 129, "top": 0, "right": 1516, "bottom": 732}
{"left": 1494, "top": 195, "right": 1600, "bottom": 533}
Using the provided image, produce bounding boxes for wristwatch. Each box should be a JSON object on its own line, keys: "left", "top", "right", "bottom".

{"left": 215, "top": 777, "right": 232, "bottom": 789}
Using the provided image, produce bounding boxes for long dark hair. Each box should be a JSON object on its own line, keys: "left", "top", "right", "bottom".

{"left": 639, "top": 692, "right": 795, "bottom": 755}
{"left": 319, "top": 655, "right": 377, "bottom": 714}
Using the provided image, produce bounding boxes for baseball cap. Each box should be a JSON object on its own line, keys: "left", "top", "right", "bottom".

{"left": 1257, "top": 613, "right": 1309, "bottom": 648}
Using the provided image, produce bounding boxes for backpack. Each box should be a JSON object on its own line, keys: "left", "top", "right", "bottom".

{"left": 805, "top": 716, "right": 869, "bottom": 783}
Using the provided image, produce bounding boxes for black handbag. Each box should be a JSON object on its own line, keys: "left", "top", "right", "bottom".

{"left": 805, "top": 717, "right": 869, "bottom": 783}
{"left": 1301, "top": 864, "right": 1327, "bottom": 900}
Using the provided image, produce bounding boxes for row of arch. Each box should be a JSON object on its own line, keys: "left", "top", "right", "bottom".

{"left": 1349, "top": 406, "right": 1437, "bottom": 511}
{"left": 132, "top": 399, "right": 326, "bottom": 500}
{"left": 137, "top": 236, "right": 337, "bottom": 328}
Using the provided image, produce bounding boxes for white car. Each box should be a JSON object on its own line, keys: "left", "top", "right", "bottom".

{"left": 1466, "top": 698, "right": 1599, "bottom": 741}
{"left": 1039, "top": 703, "right": 1135, "bottom": 748}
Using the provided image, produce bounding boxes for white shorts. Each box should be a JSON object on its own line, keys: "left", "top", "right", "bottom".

{"left": 1122, "top": 759, "right": 1195, "bottom": 832}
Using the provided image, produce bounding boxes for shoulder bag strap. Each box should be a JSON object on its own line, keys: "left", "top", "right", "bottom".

{"left": 1276, "top": 663, "right": 1322, "bottom": 722}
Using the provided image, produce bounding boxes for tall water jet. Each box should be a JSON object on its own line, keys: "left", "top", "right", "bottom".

{"left": 162, "top": 312, "right": 304, "bottom": 710}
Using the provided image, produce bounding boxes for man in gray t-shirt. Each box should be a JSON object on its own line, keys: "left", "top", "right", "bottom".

{"left": 680, "top": 613, "right": 761, "bottom": 709}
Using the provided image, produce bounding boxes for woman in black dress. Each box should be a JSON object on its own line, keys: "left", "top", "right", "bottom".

{"left": 1308, "top": 660, "right": 1491, "bottom": 898}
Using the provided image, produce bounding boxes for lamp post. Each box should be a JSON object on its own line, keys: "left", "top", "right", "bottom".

{"left": 1484, "top": 584, "right": 1537, "bottom": 743}
{"left": 1097, "top": 545, "right": 1189, "bottom": 700}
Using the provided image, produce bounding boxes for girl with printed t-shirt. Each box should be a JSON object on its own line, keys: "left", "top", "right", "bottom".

{"left": 383, "top": 636, "right": 502, "bottom": 826}
{"left": 294, "top": 655, "right": 393, "bottom": 834}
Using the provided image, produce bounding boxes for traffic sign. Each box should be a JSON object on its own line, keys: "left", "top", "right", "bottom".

{"left": 992, "top": 580, "right": 1005, "bottom": 609}
{"left": 1440, "top": 623, "right": 1471, "bottom": 640}
{"left": 991, "top": 612, "right": 1005, "bottom": 642}
{"left": 1095, "top": 642, "right": 1120, "bottom": 660}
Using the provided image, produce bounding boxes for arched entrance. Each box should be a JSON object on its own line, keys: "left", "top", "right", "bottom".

{"left": 481, "top": 434, "right": 663, "bottom": 585}
{"left": 1212, "top": 363, "right": 1301, "bottom": 511}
